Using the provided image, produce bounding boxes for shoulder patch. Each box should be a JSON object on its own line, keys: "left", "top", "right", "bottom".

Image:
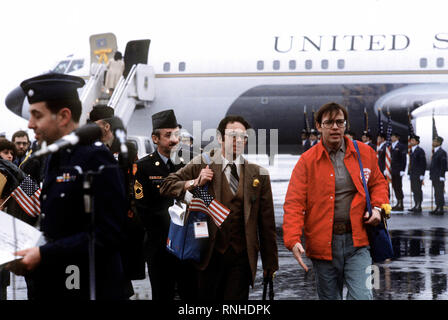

{"left": 134, "top": 179, "right": 143, "bottom": 199}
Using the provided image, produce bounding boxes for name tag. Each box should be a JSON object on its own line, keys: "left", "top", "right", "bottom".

{"left": 194, "top": 221, "right": 209, "bottom": 239}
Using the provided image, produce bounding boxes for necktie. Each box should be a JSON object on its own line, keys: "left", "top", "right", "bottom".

{"left": 228, "top": 163, "right": 239, "bottom": 195}
{"left": 167, "top": 159, "right": 175, "bottom": 172}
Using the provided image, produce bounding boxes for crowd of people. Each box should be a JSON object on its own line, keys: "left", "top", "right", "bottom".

{"left": 0, "top": 71, "right": 446, "bottom": 301}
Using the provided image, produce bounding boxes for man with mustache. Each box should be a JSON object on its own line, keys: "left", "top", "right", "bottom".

{"left": 134, "top": 109, "right": 194, "bottom": 300}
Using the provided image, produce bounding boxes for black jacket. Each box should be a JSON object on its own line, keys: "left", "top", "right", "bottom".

{"left": 31, "top": 142, "right": 128, "bottom": 300}
{"left": 430, "top": 147, "right": 447, "bottom": 181}
{"left": 391, "top": 141, "right": 407, "bottom": 175}
{"left": 408, "top": 146, "right": 427, "bottom": 177}
{"left": 134, "top": 151, "right": 185, "bottom": 257}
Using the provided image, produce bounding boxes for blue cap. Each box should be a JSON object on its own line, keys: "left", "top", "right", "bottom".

{"left": 20, "top": 73, "right": 85, "bottom": 104}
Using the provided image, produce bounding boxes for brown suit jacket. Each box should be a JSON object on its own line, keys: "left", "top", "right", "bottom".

{"left": 160, "top": 148, "right": 278, "bottom": 284}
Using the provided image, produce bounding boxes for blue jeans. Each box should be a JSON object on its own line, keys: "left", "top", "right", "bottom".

{"left": 311, "top": 233, "right": 373, "bottom": 300}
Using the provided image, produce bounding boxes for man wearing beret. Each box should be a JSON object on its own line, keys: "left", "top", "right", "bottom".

{"left": 134, "top": 109, "right": 194, "bottom": 300}
{"left": 407, "top": 135, "right": 426, "bottom": 213}
{"left": 430, "top": 136, "right": 447, "bottom": 215}
{"left": 390, "top": 132, "right": 407, "bottom": 211}
{"left": 7, "top": 73, "right": 128, "bottom": 300}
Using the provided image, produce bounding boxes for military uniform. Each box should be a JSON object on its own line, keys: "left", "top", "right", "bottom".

{"left": 408, "top": 137, "right": 426, "bottom": 213}
{"left": 430, "top": 140, "right": 447, "bottom": 215}
{"left": 88, "top": 105, "right": 146, "bottom": 296}
{"left": 17, "top": 73, "right": 128, "bottom": 300}
{"left": 29, "top": 143, "right": 128, "bottom": 299}
{"left": 134, "top": 109, "right": 195, "bottom": 300}
{"left": 390, "top": 136, "right": 407, "bottom": 210}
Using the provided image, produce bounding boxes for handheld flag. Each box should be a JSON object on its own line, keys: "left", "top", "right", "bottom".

{"left": 10, "top": 175, "right": 41, "bottom": 217}
{"left": 190, "top": 186, "right": 230, "bottom": 227}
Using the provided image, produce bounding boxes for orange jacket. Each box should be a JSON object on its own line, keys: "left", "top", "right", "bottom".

{"left": 283, "top": 137, "right": 389, "bottom": 260}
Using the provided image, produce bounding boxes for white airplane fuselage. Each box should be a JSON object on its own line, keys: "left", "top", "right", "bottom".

{"left": 6, "top": 32, "right": 448, "bottom": 156}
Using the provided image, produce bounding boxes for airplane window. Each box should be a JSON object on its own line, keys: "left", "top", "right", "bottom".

{"left": 179, "top": 62, "right": 186, "bottom": 72}
{"left": 289, "top": 60, "right": 296, "bottom": 70}
{"left": 437, "top": 57, "right": 444, "bottom": 68}
{"left": 257, "top": 60, "right": 264, "bottom": 70}
{"left": 305, "top": 60, "right": 312, "bottom": 70}
{"left": 337, "top": 59, "right": 345, "bottom": 69}
{"left": 66, "top": 59, "right": 84, "bottom": 73}
{"left": 321, "top": 59, "right": 329, "bottom": 69}
{"left": 273, "top": 60, "right": 280, "bottom": 70}
{"left": 419, "top": 58, "right": 427, "bottom": 68}
{"left": 52, "top": 60, "right": 70, "bottom": 73}
{"left": 163, "top": 62, "right": 170, "bottom": 72}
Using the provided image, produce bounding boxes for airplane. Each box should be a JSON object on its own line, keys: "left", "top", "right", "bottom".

{"left": 5, "top": 31, "right": 448, "bottom": 163}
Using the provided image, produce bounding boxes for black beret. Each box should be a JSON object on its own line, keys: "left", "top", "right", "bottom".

{"left": 20, "top": 73, "right": 85, "bottom": 104}
{"left": 434, "top": 136, "right": 444, "bottom": 143}
{"left": 88, "top": 105, "right": 114, "bottom": 122}
{"left": 152, "top": 109, "right": 179, "bottom": 130}
{"left": 391, "top": 132, "right": 400, "bottom": 137}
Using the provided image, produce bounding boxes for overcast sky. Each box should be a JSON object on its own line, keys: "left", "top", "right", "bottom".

{"left": 1, "top": 0, "right": 447, "bottom": 137}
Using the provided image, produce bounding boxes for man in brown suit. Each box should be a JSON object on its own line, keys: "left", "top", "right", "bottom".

{"left": 160, "top": 115, "right": 278, "bottom": 300}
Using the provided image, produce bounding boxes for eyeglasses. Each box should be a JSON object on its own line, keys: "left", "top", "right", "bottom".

{"left": 321, "top": 119, "right": 346, "bottom": 129}
{"left": 225, "top": 131, "right": 249, "bottom": 141}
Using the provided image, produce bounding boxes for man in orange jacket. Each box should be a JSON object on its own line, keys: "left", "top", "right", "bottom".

{"left": 283, "top": 102, "right": 389, "bottom": 300}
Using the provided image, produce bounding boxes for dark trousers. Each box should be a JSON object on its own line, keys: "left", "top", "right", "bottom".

{"left": 147, "top": 248, "right": 196, "bottom": 300}
{"left": 410, "top": 175, "right": 423, "bottom": 204}
{"left": 195, "top": 247, "right": 251, "bottom": 301}
{"left": 392, "top": 174, "right": 404, "bottom": 200}
{"left": 432, "top": 179, "right": 445, "bottom": 208}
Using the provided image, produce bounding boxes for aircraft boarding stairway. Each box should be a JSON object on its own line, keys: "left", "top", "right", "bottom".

{"left": 107, "top": 63, "right": 155, "bottom": 127}
{"left": 79, "top": 36, "right": 153, "bottom": 127}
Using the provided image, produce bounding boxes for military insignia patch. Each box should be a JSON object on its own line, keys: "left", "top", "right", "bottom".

{"left": 134, "top": 179, "right": 143, "bottom": 199}
{"left": 56, "top": 173, "right": 76, "bottom": 183}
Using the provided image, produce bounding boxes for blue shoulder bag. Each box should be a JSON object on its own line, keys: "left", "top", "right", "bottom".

{"left": 353, "top": 140, "right": 394, "bottom": 263}
{"left": 166, "top": 154, "right": 210, "bottom": 262}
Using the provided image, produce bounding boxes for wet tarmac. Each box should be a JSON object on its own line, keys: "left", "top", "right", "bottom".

{"left": 5, "top": 155, "right": 448, "bottom": 300}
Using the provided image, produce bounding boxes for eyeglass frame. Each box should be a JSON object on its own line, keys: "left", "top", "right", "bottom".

{"left": 224, "top": 130, "right": 249, "bottom": 141}
{"left": 321, "top": 119, "right": 347, "bottom": 129}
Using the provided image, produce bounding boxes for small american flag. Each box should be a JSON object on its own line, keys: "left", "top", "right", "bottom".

{"left": 11, "top": 175, "right": 41, "bottom": 217}
{"left": 408, "top": 110, "right": 415, "bottom": 155}
{"left": 384, "top": 111, "right": 393, "bottom": 183}
{"left": 190, "top": 186, "right": 230, "bottom": 227}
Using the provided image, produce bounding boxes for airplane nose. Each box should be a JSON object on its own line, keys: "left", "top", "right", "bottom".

{"left": 5, "top": 86, "right": 25, "bottom": 117}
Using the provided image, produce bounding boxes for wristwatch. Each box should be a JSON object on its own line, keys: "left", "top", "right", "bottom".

{"left": 188, "top": 179, "right": 195, "bottom": 189}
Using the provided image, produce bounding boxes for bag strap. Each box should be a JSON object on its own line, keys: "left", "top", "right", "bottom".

{"left": 353, "top": 140, "right": 373, "bottom": 218}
